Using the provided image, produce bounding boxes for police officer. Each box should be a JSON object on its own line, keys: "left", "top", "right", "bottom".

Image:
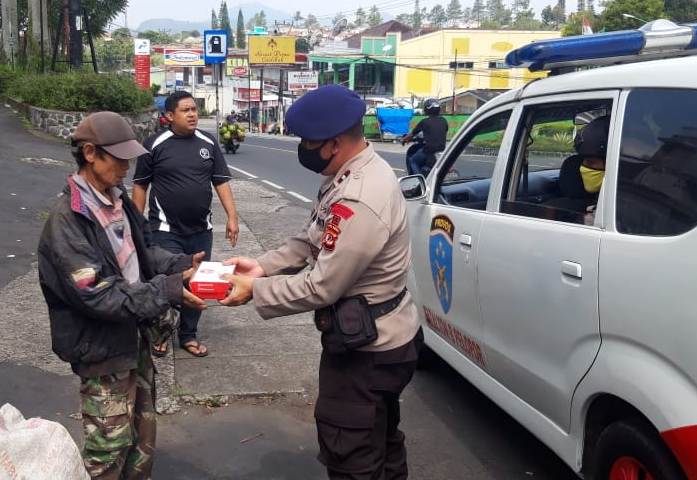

{"left": 219, "top": 85, "right": 423, "bottom": 479}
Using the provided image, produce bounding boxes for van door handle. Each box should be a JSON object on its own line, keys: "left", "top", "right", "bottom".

{"left": 459, "top": 234, "right": 472, "bottom": 247}
{"left": 561, "top": 261, "right": 582, "bottom": 279}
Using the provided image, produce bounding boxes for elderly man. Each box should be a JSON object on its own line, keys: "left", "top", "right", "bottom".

{"left": 220, "top": 85, "right": 423, "bottom": 479}
{"left": 38, "top": 112, "right": 206, "bottom": 479}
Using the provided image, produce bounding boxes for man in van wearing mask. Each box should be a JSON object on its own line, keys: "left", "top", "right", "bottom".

{"left": 218, "top": 84, "right": 423, "bottom": 479}
{"left": 575, "top": 115, "right": 610, "bottom": 223}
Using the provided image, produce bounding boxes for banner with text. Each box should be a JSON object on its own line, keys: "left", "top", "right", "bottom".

{"left": 249, "top": 36, "right": 295, "bottom": 66}
{"left": 287, "top": 71, "right": 318, "bottom": 91}
{"left": 133, "top": 39, "right": 150, "bottom": 90}
{"left": 164, "top": 49, "right": 205, "bottom": 67}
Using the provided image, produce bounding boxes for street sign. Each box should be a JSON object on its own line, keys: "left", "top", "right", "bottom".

{"left": 134, "top": 38, "right": 150, "bottom": 56}
{"left": 133, "top": 39, "right": 151, "bottom": 91}
{"left": 287, "top": 71, "right": 319, "bottom": 91}
{"left": 204, "top": 29, "right": 227, "bottom": 64}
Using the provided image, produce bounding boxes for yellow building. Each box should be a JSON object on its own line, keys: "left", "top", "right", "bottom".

{"left": 394, "top": 29, "right": 560, "bottom": 99}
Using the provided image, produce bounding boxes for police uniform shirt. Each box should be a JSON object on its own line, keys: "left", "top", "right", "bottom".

{"left": 133, "top": 129, "right": 232, "bottom": 236}
{"left": 252, "top": 144, "right": 420, "bottom": 352}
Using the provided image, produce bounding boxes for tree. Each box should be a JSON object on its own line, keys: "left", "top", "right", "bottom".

{"left": 665, "top": 0, "right": 697, "bottom": 22}
{"left": 305, "top": 14, "right": 319, "bottom": 28}
{"left": 138, "top": 30, "right": 176, "bottom": 45}
{"left": 219, "top": 1, "right": 234, "bottom": 47}
{"left": 577, "top": 0, "right": 586, "bottom": 11}
{"left": 512, "top": 0, "right": 540, "bottom": 28}
{"left": 295, "top": 37, "right": 310, "bottom": 52}
{"left": 429, "top": 4, "right": 448, "bottom": 27}
{"left": 541, "top": 5, "right": 555, "bottom": 25}
{"left": 446, "top": 0, "right": 463, "bottom": 26}
{"left": 236, "top": 9, "right": 246, "bottom": 49}
{"left": 212, "top": 9, "right": 219, "bottom": 28}
{"left": 485, "top": 0, "right": 512, "bottom": 26}
{"left": 395, "top": 13, "right": 413, "bottom": 24}
{"left": 368, "top": 5, "right": 382, "bottom": 26}
{"left": 601, "top": 0, "right": 665, "bottom": 31}
{"left": 95, "top": 34, "right": 133, "bottom": 72}
{"left": 412, "top": 0, "right": 423, "bottom": 28}
{"left": 355, "top": 7, "right": 367, "bottom": 26}
{"left": 250, "top": 10, "right": 267, "bottom": 28}
{"left": 111, "top": 27, "right": 132, "bottom": 40}
{"left": 561, "top": 11, "right": 601, "bottom": 35}
{"left": 471, "top": 0, "right": 487, "bottom": 25}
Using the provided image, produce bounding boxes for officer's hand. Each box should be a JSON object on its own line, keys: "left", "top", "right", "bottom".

{"left": 182, "top": 288, "right": 207, "bottom": 310}
{"left": 223, "top": 256, "right": 265, "bottom": 278}
{"left": 219, "top": 274, "right": 253, "bottom": 306}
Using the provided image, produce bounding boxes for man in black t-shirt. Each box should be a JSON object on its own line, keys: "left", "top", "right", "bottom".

{"left": 403, "top": 98, "right": 449, "bottom": 175}
{"left": 133, "top": 91, "right": 240, "bottom": 357}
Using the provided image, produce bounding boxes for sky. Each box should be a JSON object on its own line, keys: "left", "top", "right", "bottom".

{"left": 123, "top": 0, "right": 585, "bottom": 29}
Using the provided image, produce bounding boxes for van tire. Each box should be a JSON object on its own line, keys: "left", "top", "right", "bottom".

{"left": 591, "top": 419, "right": 686, "bottom": 480}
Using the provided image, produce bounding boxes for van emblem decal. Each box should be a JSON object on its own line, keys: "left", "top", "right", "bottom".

{"left": 429, "top": 215, "right": 454, "bottom": 314}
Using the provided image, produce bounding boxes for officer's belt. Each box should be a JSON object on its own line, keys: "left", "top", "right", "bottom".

{"left": 367, "top": 288, "right": 407, "bottom": 321}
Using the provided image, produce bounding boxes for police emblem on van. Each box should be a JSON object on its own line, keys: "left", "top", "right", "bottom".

{"left": 429, "top": 215, "right": 454, "bottom": 314}
{"left": 200, "top": 148, "right": 211, "bottom": 159}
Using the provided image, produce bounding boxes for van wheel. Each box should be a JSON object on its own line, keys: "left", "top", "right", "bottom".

{"left": 591, "top": 420, "right": 686, "bottom": 480}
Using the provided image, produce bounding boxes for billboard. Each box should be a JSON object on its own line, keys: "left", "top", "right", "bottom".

{"left": 287, "top": 71, "right": 318, "bottom": 91}
{"left": 226, "top": 57, "right": 249, "bottom": 77}
{"left": 164, "top": 49, "right": 205, "bottom": 66}
{"left": 249, "top": 36, "right": 295, "bottom": 66}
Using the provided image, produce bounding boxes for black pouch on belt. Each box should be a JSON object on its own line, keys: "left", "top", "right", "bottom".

{"left": 314, "top": 296, "right": 376, "bottom": 354}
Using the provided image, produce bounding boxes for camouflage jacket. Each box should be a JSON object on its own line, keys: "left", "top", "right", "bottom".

{"left": 38, "top": 178, "right": 191, "bottom": 377}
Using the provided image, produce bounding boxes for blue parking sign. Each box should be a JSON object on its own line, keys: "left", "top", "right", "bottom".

{"left": 204, "top": 30, "right": 227, "bottom": 64}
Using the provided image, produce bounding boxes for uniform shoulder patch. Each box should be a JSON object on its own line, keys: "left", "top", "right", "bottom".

{"left": 331, "top": 203, "right": 355, "bottom": 220}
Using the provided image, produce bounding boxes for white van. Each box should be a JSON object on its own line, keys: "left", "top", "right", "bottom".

{"left": 400, "top": 20, "right": 697, "bottom": 480}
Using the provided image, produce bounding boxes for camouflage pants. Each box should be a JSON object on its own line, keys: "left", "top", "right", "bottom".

{"left": 79, "top": 343, "right": 156, "bottom": 480}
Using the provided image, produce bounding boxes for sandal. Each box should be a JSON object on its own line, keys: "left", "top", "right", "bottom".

{"left": 151, "top": 341, "right": 169, "bottom": 358}
{"left": 181, "top": 340, "right": 209, "bottom": 358}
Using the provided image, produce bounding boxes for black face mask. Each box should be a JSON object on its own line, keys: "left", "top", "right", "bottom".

{"left": 298, "top": 141, "right": 333, "bottom": 174}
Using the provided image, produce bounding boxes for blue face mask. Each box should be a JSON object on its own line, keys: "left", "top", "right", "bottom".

{"left": 297, "top": 141, "right": 333, "bottom": 174}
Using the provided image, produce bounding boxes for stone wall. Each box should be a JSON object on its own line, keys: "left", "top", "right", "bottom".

{"left": 5, "top": 98, "right": 158, "bottom": 142}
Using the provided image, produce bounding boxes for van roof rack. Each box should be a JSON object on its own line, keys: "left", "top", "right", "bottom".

{"left": 505, "top": 20, "right": 697, "bottom": 73}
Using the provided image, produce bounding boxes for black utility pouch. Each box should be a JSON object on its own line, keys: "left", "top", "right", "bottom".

{"left": 334, "top": 295, "right": 377, "bottom": 351}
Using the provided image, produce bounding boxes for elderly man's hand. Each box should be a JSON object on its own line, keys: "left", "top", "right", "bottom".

{"left": 182, "top": 288, "right": 207, "bottom": 310}
{"left": 223, "top": 256, "right": 265, "bottom": 278}
{"left": 219, "top": 274, "right": 254, "bottom": 306}
{"left": 183, "top": 251, "right": 207, "bottom": 282}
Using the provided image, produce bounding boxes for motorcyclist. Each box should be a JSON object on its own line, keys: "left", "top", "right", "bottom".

{"left": 402, "top": 98, "right": 449, "bottom": 175}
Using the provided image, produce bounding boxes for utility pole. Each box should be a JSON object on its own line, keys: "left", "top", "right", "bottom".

{"left": 452, "top": 49, "right": 458, "bottom": 114}
{"left": 1, "top": 0, "right": 18, "bottom": 67}
{"left": 68, "top": 0, "right": 83, "bottom": 69}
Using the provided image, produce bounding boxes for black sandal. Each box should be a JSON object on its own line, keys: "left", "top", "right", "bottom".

{"left": 152, "top": 341, "right": 169, "bottom": 357}
{"left": 181, "top": 340, "right": 209, "bottom": 358}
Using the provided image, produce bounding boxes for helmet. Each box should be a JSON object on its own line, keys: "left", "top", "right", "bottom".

{"left": 424, "top": 98, "right": 441, "bottom": 115}
{"left": 575, "top": 115, "right": 610, "bottom": 159}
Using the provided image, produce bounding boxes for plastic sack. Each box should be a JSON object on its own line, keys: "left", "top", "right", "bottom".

{"left": 0, "top": 403, "right": 89, "bottom": 480}
{"left": 376, "top": 107, "right": 414, "bottom": 136}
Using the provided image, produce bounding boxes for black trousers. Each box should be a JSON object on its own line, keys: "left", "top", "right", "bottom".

{"left": 315, "top": 328, "right": 423, "bottom": 480}
{"left": 152, "top": 230, "right": 213, "bottom": 344}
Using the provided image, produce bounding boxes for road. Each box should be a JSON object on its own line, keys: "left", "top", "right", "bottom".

{"left": 200, "top": 119, "right": 408, "bottom": 204}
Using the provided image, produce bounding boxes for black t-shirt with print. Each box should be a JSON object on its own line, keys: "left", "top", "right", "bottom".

{"left": 134, "top": 128, "right": 231, "bottom": 236}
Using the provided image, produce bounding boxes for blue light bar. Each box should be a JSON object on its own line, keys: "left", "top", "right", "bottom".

{"left": 506, "top": 20, "right": 697, "bottom": 72}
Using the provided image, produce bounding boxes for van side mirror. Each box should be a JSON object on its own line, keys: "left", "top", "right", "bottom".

{"left": 399, "top": 175, "right": 427, "bottom": 200}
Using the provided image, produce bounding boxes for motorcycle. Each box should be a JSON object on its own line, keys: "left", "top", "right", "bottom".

{"left": 402, "top": 132, "right": 459, "bottom": 181}
{"left": 219, "top": 120, "right": 246, "bottom": 155}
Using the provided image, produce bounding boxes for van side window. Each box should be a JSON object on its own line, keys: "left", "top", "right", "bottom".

{"left": 501, "top": 100, "right": 613, "bottom": 225}
{"left": 617, "top": 89, "right": 697, "bottom": 236}
{"left": 434, "top": 111, "right": 511, "bottom": 210}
